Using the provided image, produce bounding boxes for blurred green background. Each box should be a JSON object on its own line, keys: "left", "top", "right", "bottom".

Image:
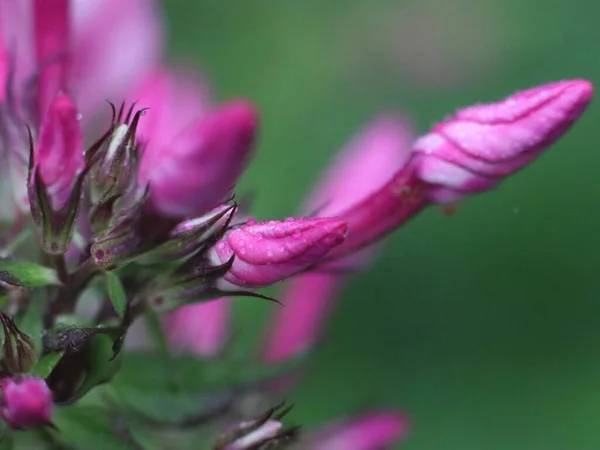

{"left": 163, "top": 1, "right": 600, "bottom": 448}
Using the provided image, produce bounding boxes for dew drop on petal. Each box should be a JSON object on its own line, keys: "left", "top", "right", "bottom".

{"left": 246, "top": 218, "right": 257, "bottom": 225}
{"left": 292, "top": 231, "right": 302, "bottom": 239}
{"left": 285, "top": 217, "right": 295, "bottom": 222}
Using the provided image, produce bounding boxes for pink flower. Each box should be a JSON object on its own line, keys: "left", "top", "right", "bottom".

{"left": 0, "top": 377, "right": 53, "bottom": 429}
{"left": 412, "top": 79, "right": 594, "bottom": 203}
{"left": 34, "top": 92, "right": 84, "bottom": 208}
{"left": 208, "top": 217, "right": 348, "bottom": 289}
{"left": 308, "top": 411, "right": 409, "bottom": 450}
{"left": 139, "top": 99, "right": 258, "bottom": 218}
{"left": 162, "top": 298, "right": 230, "bottom": 358}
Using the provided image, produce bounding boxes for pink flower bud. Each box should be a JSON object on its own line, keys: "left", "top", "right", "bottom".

{"left": 140, "top": 100, "right": 258, "bottom": 218}
{"left": 412, "top": 79, "right": 594, "bottom": 203}
{"left": 309, "top": 411, "right": 409, "bottom": 450}
{"left": 208, "top": 217, "right": 348, "bottom": 289}
{"left": 33, "top": 0, "right": 71, "bottom": 117}
{"left": 224, "top": 420, "right": 282, "bottom": 450}
{"left": 162, "top": 298, "right": 229, "bottom": 357}
{"left": 306, "top": 115, "right": 414, "bottom": 217}
{"left": 262, "top": 273, "right": 341, "bottom": 363}
{"left": 0, "top": 377, "right": 53, "bottom": 429}
{"left": 34, "top": 93, "right": 84, "bottom": 209}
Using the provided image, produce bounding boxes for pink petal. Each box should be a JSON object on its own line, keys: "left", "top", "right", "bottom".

{"left": 162, "top": 298, "right": 229, "bottom": 358}
{"left": 310, "top": 411, "right": 410, "bottom": 450}
{"left": 142, "top": 100, "right": 258, "bottom": 218}
{"left": 413, "top": 79, "right": 594, "bottom": 201}
{"left": 35, "top": 92, "right": 84, "bottom": 208}
{"left": 306, "top": 114, "right": 414, "bottom": 216}
{"left": 71, "top": 0, "right": 164, "bottom": 124}
{"left": 209, "top": 217, "right": 348, "bottom": 289}
{"left": 33, "top": 0, "right": 70, "bottom": 116}
{"left": 262, "top": 273, "right": 341, "bottom": 363}
{"left": 131, "top": 67, "right": 211, "bottom": 152}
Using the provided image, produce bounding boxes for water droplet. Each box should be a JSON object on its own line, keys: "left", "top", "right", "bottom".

{"left": 249, "top": 243, "right": 254, "bottom": 250}
{"left": 76, "top": 113, "right": 83, "bottom": 121}
{"left": 238, "top": 240, "right": 245, "bottom": 247}
{"left": 218, "top": 242, "right": 226, "bottom": 250}
{"left": 240, "top": 248, "right": 247, "bottom": 255}
{"left": 266, "top": 250, "right": 274, "bottom": 258}
{"left": 285, "top": 217, "right": 295, "bottom": 222}
{"left": 256, "top": 233, "right": 263, "bottom": 240}
{"left": 246, "top": 218, "right": 257, "bottom": 225}
{"left": 292, "top": 231, "right": 302, "bottom": 239}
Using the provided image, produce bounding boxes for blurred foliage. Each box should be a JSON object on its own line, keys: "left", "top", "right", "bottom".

{"left": 162, "top": 1, "right": 600, "bottom": 448}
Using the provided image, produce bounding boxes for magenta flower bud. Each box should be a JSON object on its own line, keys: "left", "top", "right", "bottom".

{"left": 223, "top": 420, "right": 282, "bottom": 450}
{"left": 262, "top": 273, "right": 341, "bottom": 363}
{"left": 0, "top": 377, "right": 53, "bottom": 429}
{"left": 162, "top": 298, "right": 230, "bottom": 357}
{"left": 139, "top": 100, "right": 258, "bottom": 218}
{"left": 33, "top": 0, "right": 71, "bottom": 117}
{"left": 309, "top": 411, "right": 409, "bottom": 450}
{"left": 34, "top": 93, "right": 84, "bottom": 209}
{"left": 208, "top": 217, "right": 348, "bottom": 289}
{"left": 412, "top": 79, "right": 594, "bottom": 203}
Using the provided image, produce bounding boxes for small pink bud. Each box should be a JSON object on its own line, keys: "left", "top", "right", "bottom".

{"left": 224, "top": 420, "right": 282, "bottom": 450}
{"left": 162, "top": 298, "right": 229, "bottom": 358}
{"left": 140, "top": 100, "right": 258, "bottom": 218}
{"left": 262, "top": 273, "right": 341, "bottom": 363}
{"left": 208, "top": 217, "right": 348, "bottom": 289}
{"left": 412, "top": 79, "right": 594, "bottom": 203}
{"left": 0, "top": 377, "right": 53, "bottom": 429}
{"left": 306, "top": 115, "right": 414, "bottom": 217}
{"left": 34, "top": 93, "right": 84, "bottom": 209}
{"left": 310, "top": 411, "right": 409, "bottom": 450}
{"left": 34, "top": 0, "right": 71, "bottom": 116}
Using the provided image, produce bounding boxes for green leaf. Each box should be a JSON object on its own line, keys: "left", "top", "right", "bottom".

{"left": 0, "top": 261, "right": 60, "bottom": 287}
{"left": 0, "top": 434, "right": 13, "bottom": 450}
{"left": 31, "top": 352, "right": 65, "bottom": 379}
{"left": 105, "top": 271, "right": 127, "bottom": 319}
{"left": 66, "top": 334, "right": 122, "bottom": 404}
{"left": 52, "top": 406, "right": 131, "bottom": 450}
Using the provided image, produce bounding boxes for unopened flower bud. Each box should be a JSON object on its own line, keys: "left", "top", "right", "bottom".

{"left": 307, "top": 411, "right": 409, "bottom": 450}
{"left": 34, "top": 93, "right": 84, "bottom": 210}
{"left": 223, "top": 420, "right": 282, "bottom": 450}
{"left": 139, "top": 100, "right": 258, "bottom": 218}
{"left": 208, "top": 217, "right": 348, "bottom": 289}
{"left": 412, "top": 79, "right": 594, "bottom": 203}
{"left": 0, "top": 377, "right": 53, "bottom": 429}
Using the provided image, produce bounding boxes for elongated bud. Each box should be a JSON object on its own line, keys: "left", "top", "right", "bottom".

{"left": 0, "top": 313, "right": 35, "bottom": 374}
{"left": 327, "top": 80, "right": 594, "bottom": 257}
{"left": 307, "top": 411, "right": 409, "bottom": 450}
{"left": 140, "top": 100, "right": 258, "bottom": 218}
{"left": 208, "top": 217, "right": 348, "bottom": 289}
{"left": 0, "top": 377, "right": 53, "bottom": 429}
{"left": 34, "top": 0, "right": 71, "bottom": 118}
{"left": 262, "top": 273, "right": 341, "bottom": 363}
{"left": 91, "top": 104, "right": 145, "bottom": 202}
{"left": 412, "top": 79, "right": 594, "bottom": 203}
{"left": 162, "top": 298, "right": 230, "bottom": 358}
{"left": 34, "top": 93, "right": 84, "bottom": 210}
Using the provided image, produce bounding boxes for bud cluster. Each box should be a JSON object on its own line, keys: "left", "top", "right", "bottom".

{"left": 0, "top": 0, "right": 594, "bottom": 448}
